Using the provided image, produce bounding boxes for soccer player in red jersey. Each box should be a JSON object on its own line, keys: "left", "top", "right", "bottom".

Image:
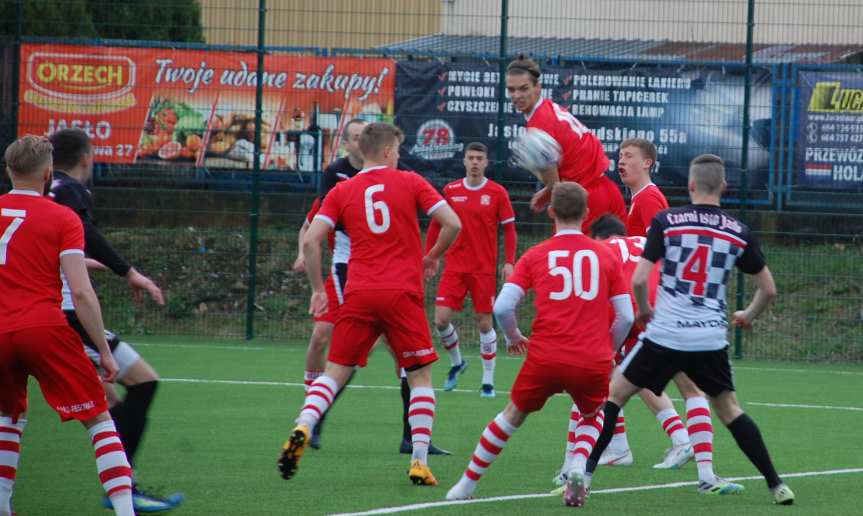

{"left": 618, "top": 138, "right": 669, "bottom": 237}
{"left": 506, "top": 57, "right": 626, "bottom": 232}
{"left": 446, "top": 183, "right": 634, "bottom": 507}
{"left": 279, "top": 123, "right": 461, "bottom": 486}
{"left": 425, "top": 142, "right": 517, "bottom": 397}
{"left": 0, "top": 136, "right": 135, "bottom": 516}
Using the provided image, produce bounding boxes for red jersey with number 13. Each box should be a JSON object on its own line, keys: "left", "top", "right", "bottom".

{"left": 315, "top": 166, "right": 445, "bottom": 295}
{"left": 0, "top": 190, "right": 85, "bottom": 332}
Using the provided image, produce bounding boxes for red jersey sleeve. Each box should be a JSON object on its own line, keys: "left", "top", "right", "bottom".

{"left": 608, "top": 262, "right": 628, "bottom": 299}
{"left": 305, "top": 197, "right": 322, "bottom": 224}
{"left": 315, "top": 183, "right": 344, "bottom": 229}
{"left": 497, "top": 188, "right": 515, "bottom": 224}
{"left": 411, "top": 173, "right": 445, "bottom": 215}
{"left": 627, "top": 188, "right": 667, "bottom": 237}
{"left": 59, "top": 209, "right": 85, "bottom": 256}
{"left": 506, "top": 248, "right": 535, "bottom": 292}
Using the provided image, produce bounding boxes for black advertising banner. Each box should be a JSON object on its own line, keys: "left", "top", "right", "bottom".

{"left": 796, "top": 71, "right": 863, "bottom": 189}
{"left": 396, "top": 60, "right": 773, "bottom": 189}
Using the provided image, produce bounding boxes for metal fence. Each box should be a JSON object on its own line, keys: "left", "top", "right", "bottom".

{"left": 0, "top": 0, "right": 861, "bottom": 361}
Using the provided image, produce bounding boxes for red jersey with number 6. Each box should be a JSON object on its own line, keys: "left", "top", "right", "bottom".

{"left": 0, "top": 190, "right": 85, "bottom": 332}
{"left": 527, "top": 98, "right": 610, "bottom": 186}
{"left": 314, "top": 166, "right": 445, "bottom": 295}
{"left": 505, "top": 229, "right": 628, "bottom": 368}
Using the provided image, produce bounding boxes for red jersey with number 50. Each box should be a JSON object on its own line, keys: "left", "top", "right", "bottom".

{"left": 506, "top": 229, "right": 628, "bottom": 368}
{"left": 527, "top": 98, "right": 610, "bottom": 186}
{"left": 315, "top": 166, "right": 445, "bottom": 295}
{"left": 0, "top": 190, "right": 85, "bottom": 332}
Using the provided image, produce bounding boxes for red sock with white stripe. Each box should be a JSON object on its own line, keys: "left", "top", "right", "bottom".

{"left": 570, "top": 413, "right": 604, "bottom": 475}
{"left": 562, "top": 405, "right": 582, "bottom": 471}
{"left": 0, "top": 417, "right": 25, "bottom": 516}
{"left": 608, "top": 408, "right": 630, "bottom": 450}
{"left": 88, "top": 420, "right": 134, "bottom": 516}
{"left": 455, "top": 413, "right": 517, "bottom": 495}
{"left": 303, "top": 370, "right": 323, "bottom": 392}
{"left": 479, "top": 329, "right": 496, "bottom": 385}
{"left": 656, "top": 408, "right": 690, "bottom": 446}
{"left": 297, "top": 375, "right": 339, "bottom": 429}
{"left": 408, "top": 387, "right": 436, "bottom": 463}
{"left": 685, "top": 397, "right": 716, "bottom": 483}
{"left": 436, "top": 324, "right": 462, "bottom": 367}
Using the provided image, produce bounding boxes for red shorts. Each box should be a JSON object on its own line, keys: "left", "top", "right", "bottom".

{"left": 582, "top": 175, "right": 627, "bottom": 232}
{"left": 510, "top": 356, "right": 611, "bottom": 415}
{"left": 435, "top": 270, "right": 497, "bottom": 313}
{"left": 313, "top": 263, "right": 348, "bottom": 324}
{"left": 0, "top": 325, "right": 108, "bottom": 422}
{"left": 328, "top": 289, "right": 438, "bottom": 370}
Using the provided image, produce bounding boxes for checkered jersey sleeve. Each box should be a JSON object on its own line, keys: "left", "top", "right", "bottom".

{"left": 736, "top": 226, "right": 766, "bottom": 274}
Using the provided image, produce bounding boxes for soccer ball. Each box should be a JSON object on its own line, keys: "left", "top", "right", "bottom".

{"left": 511, "top": 128, "right": 561, "bottom": 172}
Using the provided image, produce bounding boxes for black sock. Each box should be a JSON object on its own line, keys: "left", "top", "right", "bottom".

{"left": 727, "top": 413, "right": 782, "bottom": 489}
{"left": 586, "top": 401, "right": 621, "bottom": 475}
{"left": 119, "top": 381, "right": 158, "bottom": 465}
{"left": 316, "top": 369, "right": 355, "bottom": 435}
{"left": 400, "top": 377, "right": 411, "bottom": 442}
{"left": 109, "top": 401, "right": 125, "bottom": 443}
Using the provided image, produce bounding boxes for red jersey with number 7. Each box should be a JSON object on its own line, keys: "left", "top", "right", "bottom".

{"left": 0, "top": 189, "right": 85, "bottom": 332}
{"left": 505, "top": 229, "right": 629, "bottom": 368}
{"left": 314, "top": 166, "right": 445, "bottom": 295}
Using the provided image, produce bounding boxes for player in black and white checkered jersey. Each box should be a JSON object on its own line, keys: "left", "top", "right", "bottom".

{"left": 578, "top": 154, "right": 795, "bottom": 506}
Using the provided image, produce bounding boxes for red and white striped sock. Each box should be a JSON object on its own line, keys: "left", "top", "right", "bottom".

{"left": 564, "top": 405, "right": 582, "bottom": 463}
{"left": 0, "top": 417, "right": 25, "bottom": 516}
{"left": 408, "top": 387, "right": 436, "bottom": 463}
{"left": 608, "top": 408, "right": 629, "bottom": 450}
{"left": 656, "top": 408, "right": 690, "bottom": 446}
{"left": 303, "top": 370, "right": 323, "bottom": 392}
{"left": 297, "top": 376, "right": 338, "bottom": 429}
{"left": 571, "top": 413, "right": 604, "bottom": 475}
{"left": 461, "top": 412, "right": 517, "bottom": 487}
{"left": 437, "top": 324, "right": 462, "bottom": 367}
{"left": 479, "top": 329, "right": 497, "bottom": 385}
{"left": 686, "top": 397, "right": 715, "bottom": 483}
{"left": 88, "top": 420, "right": 134, "bottom": 516}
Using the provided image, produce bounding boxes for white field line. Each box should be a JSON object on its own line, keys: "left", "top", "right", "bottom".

{"left": 159, "top": 377, "right": 863, "bottom": 412}
{"left": 134, "top": 342, "right": 269, "bottom": 351}
{"left": 328, "top": 467, "right": 863, "bottom": 516}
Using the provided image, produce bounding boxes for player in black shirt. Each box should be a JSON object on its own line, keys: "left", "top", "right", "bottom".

{"left": 49, "top": 129, "right": 184, "bottom": 513}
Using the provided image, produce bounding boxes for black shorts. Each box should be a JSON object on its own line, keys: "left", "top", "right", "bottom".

{"left": 64, "top": 310, "right": 121, "bottom": 352}
{"left": 620, "top": 338, "right": 735, "bottom": 398}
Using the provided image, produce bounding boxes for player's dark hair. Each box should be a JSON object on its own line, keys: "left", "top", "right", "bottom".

{"left": 506, "top": 56, "right": 541, "bottom": 85}
{"left": 341, "top": 118, "right": 368, "bottom": 142}
{"left": 4, "top": 135, "right": 53, "bottom": 177}
{"left": 590, "top": 214, "right": 627, "bottom": 239}
{"left": 620, "top": 138, "right": 657, "bottom": 167}
{"left": 689, "top": 153, "right": 725, "bottom": 195}
{"left": 358, "top": 123, "right": 404, "bottom": 160}
{"left": 49, "top": 128, "right": 91, "bottom": 171}
{"left": 550, "top": 182, "right": 587, "bottom": 223}
{"left": 465, "top": 142, "right": 488, "bottom": 155}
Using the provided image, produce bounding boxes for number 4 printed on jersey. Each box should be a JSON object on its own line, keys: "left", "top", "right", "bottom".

{"left": 0, "top": 208, "right": 26, "bottom": 265}
{"left": 682, "top": 244, "right": 711, "bottom": 296}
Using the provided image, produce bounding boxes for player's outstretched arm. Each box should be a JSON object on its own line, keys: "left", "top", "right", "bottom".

{"left": 631, "top": 257, "right": 656, "bottom": 326}
{"left": 424, "top": 204, "right": 460, "bottom": 276}
{"left": 85, "top": 258, "right": 109, "bottom": 271}
{"left": 529, "top": 165, "right": 560, "bottom": 212}
{"left": 493, "top": 283, "right": 528, "bottom": 355}
{"left": 126, "top": 267, "right": 164, "bottom": 305}
{"left": 302, "top": 218, "right": 330, "bottom": 315}
{"left": 609, "top": 295, "right": 635, "bottom": 351}
{"left": 293, "top": 219, "right": 310, "bottom": 273}
{"left": 61, "top": 252, "right": 118, "bottom": 382}
{"left": 733, "top": 266, "right": 777, "bottom": 329}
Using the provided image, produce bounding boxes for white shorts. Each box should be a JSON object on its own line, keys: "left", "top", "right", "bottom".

{"left": 84, "top": 332, "right": 141, "bottom": 381}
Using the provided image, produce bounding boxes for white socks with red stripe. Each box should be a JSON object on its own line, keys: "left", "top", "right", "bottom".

{"left": 685, "top": 397, "right": 716, "bottom": 483}
{"left": 450, "top": 412, "right": 517, "bottom": 498}
{"left": 656, "top": 408, "right": 690, "bottom": 446}
{"left": 607, "top": 408, "right": 630, "bottom": 451}
{"left": 408, "top": 387, "right": 436, "bottom": 463}
{"left": 479, "top": 329, "right": 497, "bottom": 385}
{"left": 0, "top": 417, "right": 24, "bottom": 516}
{"left": 303, "top": 370, "right": 323, "bottom": 392}
{"left": 437, "top": 324, "right": 462, "bottom": 367}
{"left": 297, "top": 376, "right": 339, "bottom": 429}
{"left": 563, "top": 404, "right": 581, "bottom": 469}
{"left": 570, "top": 413, "right": 604, "bottom": 475}
{"left": 88, "top": 420, "right": 134, "bottom": 516}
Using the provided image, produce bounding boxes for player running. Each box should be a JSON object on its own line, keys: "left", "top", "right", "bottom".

{"left": 279, "top": 123, "right": 461, "bottom": 486}
{"left": 48, "top": 128, "right": 182, "bottom": 512}
{"left": 425, "top": 142, "right": 517, "bottom": 396}
{"left": 506, "top": 56, "right": 626, "bottom": 232}
{"left": 446, "top": 182, "right": 634, "bottom": 507}
{"left": 584, "top": 154, "right": 795, "bottom": 505}
{"left": 0, "top": 136, "right": 135, "bottom": 516}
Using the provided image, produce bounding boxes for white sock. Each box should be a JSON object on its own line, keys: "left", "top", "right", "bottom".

{"left": 571, "top": 413, "right": 604, "bottom": 475}
{"left": 437, "top": 324, "right": 462, "bottom": 366}
{"left": 88, "top": 420, "right": 134, "bottom": 516}
{"left": 656, "top": 408, "right": 690, "bottom": 446}
{"left": 461, "top": 413, "right": 517, "bottom": 488}
{"left": 408, "top": 387, "right": 436, "bottom": 463}
{"left": 303, "top": 370, "right": 323, "bottom": 392}
{"left": 685, "top": 397, "right": 715, "bottom": 483}
{"left": 479, "top": 329, "right": 497, "bottom": 385}
{"left": 608, "top": 409, "right": 629, "bottom": 450}
{"left": 0, "top": 417, "right": 24, "bottom": 516}
{"left": 297, "top": 376, "right": 339, "bottom": 429}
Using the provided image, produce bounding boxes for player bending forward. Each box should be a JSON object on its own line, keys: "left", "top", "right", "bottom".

{"left": 0, "top": 136, "right": 135, "bottom": 516}
{"left": 584, "top": 154, "right": 795, "bottom": 505}
{"left": 446, "top": 182, "right": 634, "bottom": 507}
{"left": 278, "top": 123, "right": 460, "bottom": 486}
{"left": 426, "top": 142, "right": 517, "bottom": 396}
